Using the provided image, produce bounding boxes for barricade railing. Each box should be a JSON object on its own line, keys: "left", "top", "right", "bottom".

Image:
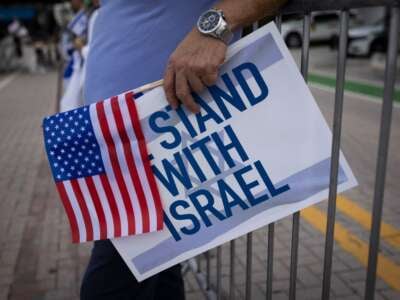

{"left": 186, "top": 0, "right": 400, "bottom": 299}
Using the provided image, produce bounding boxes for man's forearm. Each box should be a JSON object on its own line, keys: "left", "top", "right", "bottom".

{"left": 214, "top": 0, "right": 287, "bottom": 31}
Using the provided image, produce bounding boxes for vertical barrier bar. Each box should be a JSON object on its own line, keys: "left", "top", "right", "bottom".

{"left": 217, "top": 246, "right": 222, "bottom": 300}
{"left": 266, "top": 14, "right": 282, "bottom": 300}
{"left": 266, "top": 224, "right": 275, "bottom": 300}
{"left": 289, "top": 13, "right": 311, "bottom": 300}
{"left": 245, "top": 233, "right": 253, "bottom": 300}
{"left": 229, "top": 240, "right": 236, "bottom": 300}
{"left": 321, "top": 10, "right": 349, "bottom": 300}
{"left": 206, "top": 251, "right": 211, "bottom": 291}
{"left": 365, "top": 6, "right": 399, "bottom": 300}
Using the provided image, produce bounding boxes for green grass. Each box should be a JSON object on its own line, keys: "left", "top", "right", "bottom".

{"left": 308, "top": 73, "right": 400, "bottom": 103}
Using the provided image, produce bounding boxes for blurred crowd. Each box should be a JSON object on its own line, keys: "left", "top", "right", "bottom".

{"left": 0, "top": 0, "right": 99, "bottom": 75}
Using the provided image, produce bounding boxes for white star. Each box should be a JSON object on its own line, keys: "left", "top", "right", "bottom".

{"left": 45, "top": 127, "right": 50, "bottom": 131}
{"left": 53, "top": 144, "right": 58, "bottom": 149}
{"left": 50, "top": 120, "right": 54, "bottom": 124}
{"left": 84, "top": 120, "right": 89, "bottom": 124}
{"left": 69, "top": 116, "right": 73, "bottom": 121}
{"left": 71, "top": 166, "right": 75, "bottom": 170}
{"left": 57, "top": 175, "right": 61, "bottom": 179}
{"left": 65, "top": 112, "right": 69, "bottom": 115}
{"left": 51, "top": 132, "right": 55, "bottom": 137}
{"left": 68, "top": 154, "right": 72, "bottom": 158}
{"left": 60, "top": 168, "right": 65, "bottom": 172}
{"left": 88, "top": 169, "right": 92, "bottom": 174}
{"left": 77, "top": 171, "right": 82, "bottom": 175}
{"left": 80, "top": 126, "right": 85, "bottom": 131}
{"left": 70, "top": 128, "right": 75, "bottom": 133}
{"left": 78, "top": 152, "right": 83, "bottom": 156}
{"left": 60, "top": 130, "right": 65, "bottom": 135}
{"left": 98, "top": 167, "right": 103, "bottom": 172}
{"left": 95, "top": 155, "right": 100, "bottom": 160}
{"left": 74, "top": 159, "right": 79, "bottom": 164}
{"left": 60, "top": 149, "right": 65, "bottom": 153}
{"left": 64, "top": 123, "right": 69, "bottom": 128}
{"left": 83, "top": 107, "right": 88, "bottom": 112}
{"left": 67, "top": 173, "right": 72, "bottom": 177}
{"left": 84, "top": 157, "right": 89, "bottom": 162}
{"left": 60, "top": 118, "right": 64, "bottom": 122}
{"left": 81, "top": 164, "right": 85, "bottom": 169}
{"left": 91, "top": 162, "right": 95, "bottom": 166}
{"left": 53, "top": 163, "right": 58, "bottom": 167}
{"left": 74, "top": 121, "right": 79, "bottom": 126}
{"left": 74, "top": 110, "right": 78, "bottom": 114}
{"left": 81, "top": 145, "right": 86, "bottom": 150}
{"left": 57, "top": 156, "right": 62, "bottom": 160}
{"left": 92, "top": 143, "right": 96, "bottom": 148}
{"left": 78, "top": 114, "right": 83, "bottom": 119}
{"left": 55, "top": 125, "right": 59, "bottom": 129}
{"left": 77, "top": 134, "right": 82, "bottom": 138}
{"left": 74, "top": 140, "right": 78, "bottom": 145}
{"left": 64, "top": 161, "right": 68, "bottom": 165}
{"left": 84, "top": 139, "right": 89, "bottom": 143}
{"left": 67, "top": 136, "right": 71, "bottom": 140}
{"left": 47, "top": 139, "right": 51, "bottom": 144}
{"left": 50, "top": 151, "right": 55, "bottom": 155}
{"left": 71, "top": 147, "right": 76, "bottom": 152}
{"left": 88, "top": 132, "right": 93, "bottom": 137}
{"left": 88, "top": 150, "right": 93, "bottom": 154}
{"left": 57, "top": 137, "right": 61, "bottom": 142}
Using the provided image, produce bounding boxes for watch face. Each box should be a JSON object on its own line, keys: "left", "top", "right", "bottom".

{"left": 198, "top": 10, "right": 221, "bottom": 33}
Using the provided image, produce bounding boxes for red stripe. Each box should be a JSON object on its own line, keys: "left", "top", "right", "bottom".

{"left": 125, "top": 92, "right": 164, "bottom": 230}
{"left": 56, "top": 182, "right": 80, "bottom": 243}
{"left": 111, "top": 96, "right": 150, "bottom": 233}
{"left": 100, "top": 174, "right": 121, "bottom": 237}
{"left": 70, "top": 179, "right": 94, "bottom": 241}
{"left": 96, "top": 101, "right": 136, "bottom": 235}
{"left": 85, "top": 177, "right": 107, "bottom": 240}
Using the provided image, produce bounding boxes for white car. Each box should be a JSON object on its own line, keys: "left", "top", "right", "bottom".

{"left": 281, "top": 12, "right": 359, "bottom": 48}
{"left": 347, "top": 22, "right": 386, "bottom": 56}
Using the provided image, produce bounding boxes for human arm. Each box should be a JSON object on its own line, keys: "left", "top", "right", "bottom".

{"left": 163, "top": 0, "right": 287, "bottom": 113}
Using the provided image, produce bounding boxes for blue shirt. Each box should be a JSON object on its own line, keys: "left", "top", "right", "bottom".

{"left": 84, "top": 0, "right": 240, "bottom": 104}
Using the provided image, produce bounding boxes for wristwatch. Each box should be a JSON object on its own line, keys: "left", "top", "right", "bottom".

{"left": 197, "top": 8, "right": 233, "bottom": 44}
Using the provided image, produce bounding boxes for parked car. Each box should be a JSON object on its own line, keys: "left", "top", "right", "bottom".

{"left": 281, "top": 11, "right": 358, "bottom": 48}
{"left": 347, "top": 21, "right": 386, "bottom": 56}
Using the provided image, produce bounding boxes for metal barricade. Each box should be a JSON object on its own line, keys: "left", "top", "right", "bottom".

{"left": 186, "top": 0, "right": 400, "bottom": 299}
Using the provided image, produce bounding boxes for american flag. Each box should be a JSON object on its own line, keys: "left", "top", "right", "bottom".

{"left": 43, "top": 91, "right": 163, "bottom": 243}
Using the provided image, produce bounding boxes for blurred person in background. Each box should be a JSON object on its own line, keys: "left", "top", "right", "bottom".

{"left": 81, "top": 0, "right": 286, "bottom": 299}
{"left": 60, "top": 0, "right": 87, "bottom": 92}
{"left": 60, "top": 0, "right": 100, "bottom": 112}
{"left": 7, "top": 18, "right": 29, "bottom": 58}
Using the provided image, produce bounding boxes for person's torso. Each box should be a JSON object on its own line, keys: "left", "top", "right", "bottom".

{"left": 84, "top": 0, "right": 220, "bottom": 104}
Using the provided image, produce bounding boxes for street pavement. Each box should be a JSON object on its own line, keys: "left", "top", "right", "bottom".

{"left": 0, "top": 46, "right": 399, "bottom": 300}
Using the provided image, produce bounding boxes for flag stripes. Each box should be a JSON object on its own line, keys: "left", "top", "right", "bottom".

{"left": 124, "top": 92, "right": 164, "bottom": 230}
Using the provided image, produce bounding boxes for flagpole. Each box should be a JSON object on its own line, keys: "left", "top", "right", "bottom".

{"left": 133, "top": 79, "right": 164, "bottom": 94}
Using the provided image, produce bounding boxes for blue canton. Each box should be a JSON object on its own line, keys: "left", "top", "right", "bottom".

{"left": 43, "top": 106, "right": 105, "bottom": 182}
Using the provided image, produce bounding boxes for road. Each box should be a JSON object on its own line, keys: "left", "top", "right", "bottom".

{"left": 0, "top": 46, "right": 398, "bottom": 300}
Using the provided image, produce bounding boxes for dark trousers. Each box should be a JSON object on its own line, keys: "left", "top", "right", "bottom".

{"left": 81, "top": 240, "right": 185, "bottom": 300}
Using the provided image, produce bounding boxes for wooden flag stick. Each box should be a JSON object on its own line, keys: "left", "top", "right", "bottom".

{"left": 133, "top": 79, "right": 164, "bottom": 94}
